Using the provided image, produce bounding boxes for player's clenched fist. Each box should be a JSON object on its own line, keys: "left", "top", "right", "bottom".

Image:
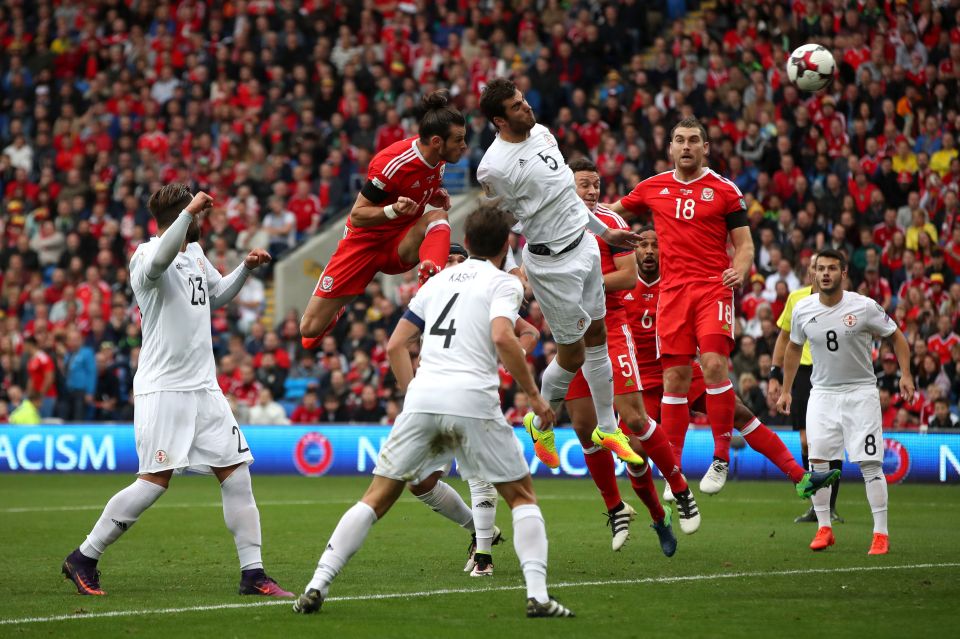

{"left": 394, "top": 196, "right": 417, "bottom": 216}
{"left": 776, "top": 391, "right": 792, "bottom": 415}
{"left": 244, "top": 248, "right": 272, "bottom": 270}
{"left": 428, "top": 188, "right": 451, "bottom": 210}
{"left": 185, "top": 191, "right": 214, "bottom": 215}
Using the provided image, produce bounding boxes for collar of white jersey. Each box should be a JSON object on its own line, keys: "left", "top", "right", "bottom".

{"left": 411, "top": 138, "right": 438, "bottom": 169}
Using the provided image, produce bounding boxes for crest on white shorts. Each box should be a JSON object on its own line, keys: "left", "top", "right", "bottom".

{"left": 843, "top": 313, "right": 857, "bottom": 327}
{"left": 155, "top": 450, "right": 167, "bottom": 464}
{"left": 320, "top": 275, "right": 334, "bottom": 292}
{"left": 577, "top": 318, "right": 586, "bottom": 331}
{"left": 701, "top": 188, "right": 714, "bottom": 201}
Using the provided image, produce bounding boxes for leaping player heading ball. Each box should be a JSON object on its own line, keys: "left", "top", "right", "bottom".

{"left": 300, "top": 90, "right": 466, "bottom": 349}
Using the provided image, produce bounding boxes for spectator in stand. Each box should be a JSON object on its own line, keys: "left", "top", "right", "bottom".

{"left": 319, "top": 392, "right": 349, "bottom": 423}
{"left": 58, "top": 329, "right": 96, "bottom": 421}
{"left": 233, "top": 364, "right": 262, "bottom": 409}
{"left": 248, "top": 388, "right": 290, "bottom": 425}
{"left": 7, "top": 386, "right": 41, "bottom": 425}
{"left": 928, "top": 315, "right": 960, "bottom": 365}
{"left": 255, "top": 352, "right": 288, "bottom": 402}
{"left": 291, "top": 391, "right": 323, "bottom": 424}
{"left": 927, "top": 398, "right": 960, "bottom": 429}
{"left": 21, "top": 336, "right": 57, "bottom": 417}
{"left": 350, "top": 384, "right": 385, "bottom": 423}
{"left": 503, "top": 391, "right": 529, "bottom": 427}
{"left": 262, "top": 196, "right": 297, "bottom": 260}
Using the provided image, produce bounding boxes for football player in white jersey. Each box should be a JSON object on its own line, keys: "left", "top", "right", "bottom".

{"left": 477, "top": 77, "right": 643, "bottom": 470}
{"left": 62, "top": 184, "right": 292, "bottom": 597}
{"left": 777, "top": 249, "right": 914, "bottom": 556}
{"left": 294, "top": 203, "right": 574, "bottom": 619}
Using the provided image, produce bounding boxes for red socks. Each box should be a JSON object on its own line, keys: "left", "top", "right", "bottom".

{"left": 628, "top": 465, "right": 665, "bottom": 523}
{"left": 583, "top": 446, "right": 622, "bottom": 511}
{"left": 705, "top": 382, "right": 735, "bottom": 461}
{"left": 741, "top": 417, "right": 806, "bottom": 483}
{"left": 418, "top": 220, "right": 450, "bottom": 267}
{"left": 661, "top": 394, "right": 689, "bottom": 468}
{"left": 637, "top": 420, "right": 689, "bottom": 494}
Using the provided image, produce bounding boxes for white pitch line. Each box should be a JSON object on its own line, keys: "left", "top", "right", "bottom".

{"left": 2, "top": 562, "right": 957, "bottom": 626}
{"left": 3, "top": 493, "right": 957, "bottom": 514}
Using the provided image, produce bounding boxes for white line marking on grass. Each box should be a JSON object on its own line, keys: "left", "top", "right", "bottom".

{"left": 4, "top": 562, "right": 958, "bottom": 625}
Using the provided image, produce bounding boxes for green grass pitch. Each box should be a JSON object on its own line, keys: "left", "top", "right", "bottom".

{"left": 2, "top": 474, "right": 958, "bottom": 638}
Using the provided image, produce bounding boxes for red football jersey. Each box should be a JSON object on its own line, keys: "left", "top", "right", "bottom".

{"left": 623, "top": 275, "right": 662, "bottom": 386}
{"left": 620, "top": 169, "right": 746, "bottom": 290}
{"left": 351, "top": 136, "right": 445, "bottom": 236}
{"left": 593, "top": 206, "right": 634, "bottom": 315}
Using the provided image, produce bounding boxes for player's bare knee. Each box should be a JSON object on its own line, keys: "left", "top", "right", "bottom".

{"left": 139, "top": 471, "right": 172, "bottom": 489}
{"left": 556, "top": 341, "right": 585, "bottom": 370}
{"left": 584, "top": 318, "right": 606, "bottom": 345}
{"left": 700, "top": 354, "right": 728, "bottom": 383}
{"left": 408, "top": 471, "right": 441, "bottom": 495}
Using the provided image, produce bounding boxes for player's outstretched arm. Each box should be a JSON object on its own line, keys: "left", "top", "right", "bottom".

{"left": 777, "top": 341, "right": 804, "bottom": 414}
{"left": 349, "top": 192, "right": 417, "bottom": 228}
{"left": 768, "top": 329, "right": 791, "bottom": 395}
{"left": 206, "top": 249, "right": 271, "bottom": 310}
{"left": 387, "top": 318, "right": 422, "bottom": 394}
{"left": 606, "top": 251, "right": 639, "bottom": 292}
{"left": 492, "top": 317, "right": 555, "bottom": 428}
{"left": 888, "top": 328, "right": 916, "bottom": 401}
{"left": 514, "top": 316, "right": 540, "bottom": 356}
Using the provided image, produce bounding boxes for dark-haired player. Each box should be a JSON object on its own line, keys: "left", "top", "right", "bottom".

{"left": 300, "top": 90, "right": 467, "bottom": 349}
{"left": 477, "top": 77, "right": 644, "bottom": 472}
{"left": 62, "top": 185, "right": 290, "bottom": 597}
{"left": 611, "top": 117, "right": 754, "bottom": 500}
{"left": 626, "top": 227, "right": 840, "bottom": 505}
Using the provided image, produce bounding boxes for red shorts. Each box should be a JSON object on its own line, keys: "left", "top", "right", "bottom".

{"left": 640, "top": 363, "right": 708, "bottom": 421}
{"left": 656, "top": 282, "right": 735, "bottom": 357}
{"left": 313, "top": 228, "right": 416, "bottom": 298}
{"left": 565, "top": 321, "right": 641, "bottom": 401}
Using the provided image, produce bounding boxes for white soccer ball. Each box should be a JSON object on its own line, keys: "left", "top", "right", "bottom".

{"left": 786, "top": 43, "right": 836, "bottom": 92}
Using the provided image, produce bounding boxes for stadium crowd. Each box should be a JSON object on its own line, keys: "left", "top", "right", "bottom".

{"left": 1, "top": 0, "right": 960, "bottom": 430}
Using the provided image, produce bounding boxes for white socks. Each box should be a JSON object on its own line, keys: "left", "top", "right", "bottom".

{"left": 416, "top": 480, "right": 474, "bottom": 529}
{"left": 810, "top": 462, "right": 832, "bottom": 528}
{"left": 539, "top": 359, "right": 576, "bottom": 415}
{"left": 307, "top": 501, "right": 378, "bottom": 595}
{"left": 468, "top": 480, "right": 498, "bottom": 553}
{"left": 861, "top": 461, "right": 888, "bottom": 535}
{"left": 80, "top": 478, "right": 166, "bottom": 560}
{"left": 583, "top": 344, "right": 617, "bottom": 433}
{"left": 220, "top": 464, "right": 263, "bottom": 570}
{"left": 512, "top": 504, "right": 549, "bottom": 604}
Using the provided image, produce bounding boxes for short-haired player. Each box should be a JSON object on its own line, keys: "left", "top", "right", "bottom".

{"left": 778, "top": 249, "right": 914, "bottom": 555}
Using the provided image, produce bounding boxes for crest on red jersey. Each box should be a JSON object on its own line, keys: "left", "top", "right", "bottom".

{"left": 701, "top": 188, "right": 714, "bottom": 201}
{"left": 320, "top": 276, "right": 334, "bottom": 292}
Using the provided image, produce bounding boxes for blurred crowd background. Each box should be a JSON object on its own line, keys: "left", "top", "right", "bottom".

{"left": 1, "top": 0, "right": 959, "bottom": 430}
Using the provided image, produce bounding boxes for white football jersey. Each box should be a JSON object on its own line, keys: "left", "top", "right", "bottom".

{"left": 403, "top": 258, "right": 523, "bottom": 419}
{"left": 130, "top": 239, "right": 223, "bottom": 395}
{"left": 790, "top": 291, "right": 896, "bottom": 390}
{"left": 477, "top": 124, "right": 588, "bottom": 253}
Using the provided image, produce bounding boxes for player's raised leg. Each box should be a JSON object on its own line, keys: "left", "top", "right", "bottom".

{"left": 63, "top": 471, "right": 169, "bottom": 595}
{"left": 397, "top": 208, "right": 452, "bottom": 286}
{"left": 734, "top": 406, "right": 840, "bottom": 498}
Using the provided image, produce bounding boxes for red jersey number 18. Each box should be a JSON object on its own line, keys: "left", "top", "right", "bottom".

{"left": 675, "top": 198, "right": 696, "bottom": 220}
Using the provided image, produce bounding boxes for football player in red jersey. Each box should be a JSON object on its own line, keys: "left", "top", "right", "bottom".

{"left": 563, "top": 159, "right": 697, "bottom": 546}
{"left": 300, "top": 90, "right": 466, "bottom": 349}
{"left": 610, "top": 117, "right": 754, "bottom": 496}
{"left": 625, "top": 227, "right": 840, "bottom": 502}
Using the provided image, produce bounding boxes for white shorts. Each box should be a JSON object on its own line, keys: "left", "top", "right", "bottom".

{"left": 806, "top": 385, "right": 883, "bottom": 464}
{"left": 374, "top": 412, "right": 529, "bottom": 484}
{"left": 522, "top": 232, "right": 606, "bottom": 345}
{"left": 134, "top": 390, "right": 254, "bottom": 474}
